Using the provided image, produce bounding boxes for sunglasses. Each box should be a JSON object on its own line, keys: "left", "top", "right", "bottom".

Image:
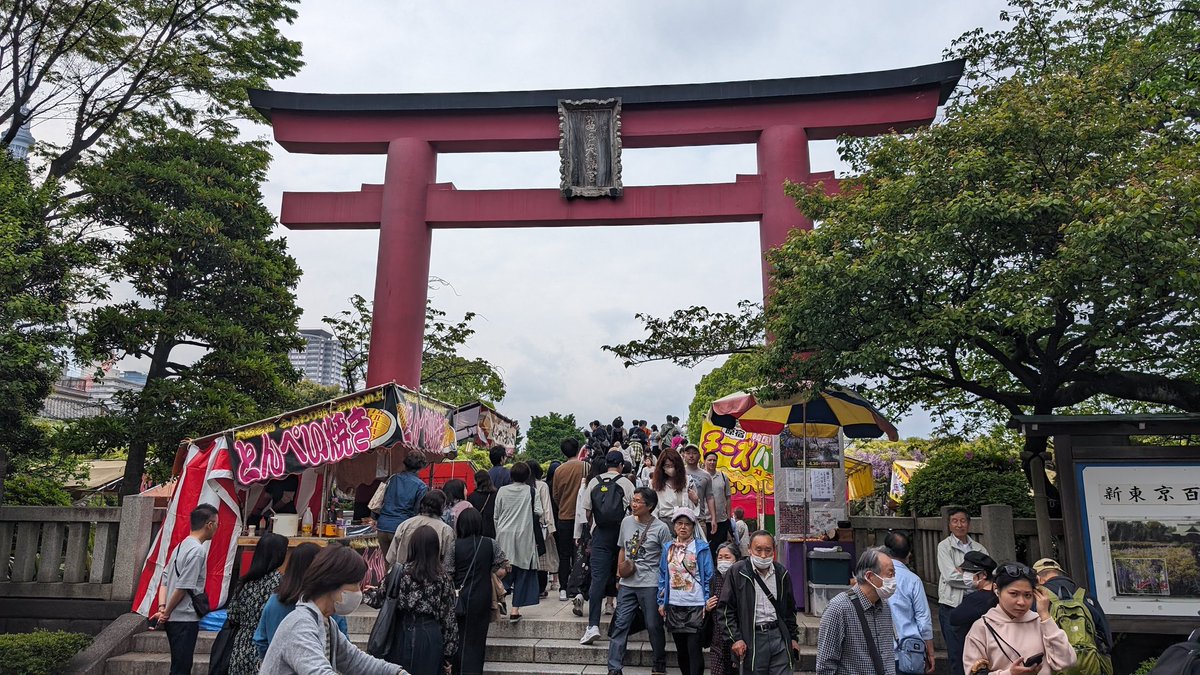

{"left": 997, "top": 563, "right": 1036, "bottom": 580}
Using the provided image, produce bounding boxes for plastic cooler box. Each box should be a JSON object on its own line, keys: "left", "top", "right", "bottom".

{"left": 807, "top": 547, "right": 852, "bottom": 617}
{"left": 807, "top": 582, "right": 847, "bottom": 617}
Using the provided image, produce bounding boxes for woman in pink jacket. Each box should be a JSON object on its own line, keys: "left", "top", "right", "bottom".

{"left": 962, "top": 562, "right": 1077, "bottom": 675}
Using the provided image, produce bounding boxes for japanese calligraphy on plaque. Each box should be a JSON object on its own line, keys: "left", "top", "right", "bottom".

{"left": 558, "top": 98, "right": 622, "bottom": 198}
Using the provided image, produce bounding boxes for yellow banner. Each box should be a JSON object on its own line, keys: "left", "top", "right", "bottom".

{"left": 700, "top": 418, "right": 774, "bottom": 496}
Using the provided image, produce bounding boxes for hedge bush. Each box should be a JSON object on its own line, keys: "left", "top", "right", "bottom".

{"left": 0, "top": 630, "right": 92, "bottom": 675}
{"left": 900, "top": 441, "right": 1034, "bottom": 517}
{"left": 2, "top": 475, "right": 73, "bottom": 506}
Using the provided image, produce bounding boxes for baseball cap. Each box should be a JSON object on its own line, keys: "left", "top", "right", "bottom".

{"left": 960, "top": 551, "right": 997, "bottom": 574}
{"left": 605, "top": 450, "right": 625, "bottom": 467}
{"left": 672, "top": 506, "right": 699, "bottom": 524}
{"left": 680, "top": 443, "right": 699, "bottom": 453}
{"left": 1033, "top": 558, "right": 1064, "bottom": 573}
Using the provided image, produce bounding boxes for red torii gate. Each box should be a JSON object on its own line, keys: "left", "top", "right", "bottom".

{"left": 250, "top": 60, "right": 963, "bottom": 389}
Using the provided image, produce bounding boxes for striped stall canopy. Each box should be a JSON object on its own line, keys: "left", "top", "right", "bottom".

{"left": 709, "top": 387, "right": 898, "bottom": 440}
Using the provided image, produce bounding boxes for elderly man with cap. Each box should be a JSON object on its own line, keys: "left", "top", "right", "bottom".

{"left": 579, "top": 450, "right": 636, "bottom": 646}
{"left": 947, "top": 551, "right": 999, "bottom": 651}
{"left": 1034, "top": 558, "right": 1113, "bottom": 662}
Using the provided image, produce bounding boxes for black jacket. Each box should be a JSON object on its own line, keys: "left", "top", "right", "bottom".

{"left": 716, "top": 560, "right": 799, "bottom": 668}
{"left": 949, "top": 588, "right": 998, "bottom": 634}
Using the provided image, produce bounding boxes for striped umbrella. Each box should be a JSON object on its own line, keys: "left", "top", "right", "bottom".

{"left": 709, "top": 387, "right": 898, "bottom": 440}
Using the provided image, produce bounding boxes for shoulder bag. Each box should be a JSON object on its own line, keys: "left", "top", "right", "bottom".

{"left": 848, "top": 591, "right": 887, "bottom": 675}
{"left": 173, "top": 548, "right": 211, "bottom": 617}
{"left": 529, "top": 486, "right": 547, "bottom": 556}
{"left": 617, "top": 520, "right": 652, "bottom": 578}
{"left": 366, "top": 563, "right": 405, "bottom": 659}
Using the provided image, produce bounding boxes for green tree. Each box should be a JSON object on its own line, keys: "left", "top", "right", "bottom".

{"left": 524, "top": 412, "right": 585, "bottom": 465}
{"left": 685, "top": 353, "right": 764, "bottom": 443}
{"left": 76, "top": 128, "right": 303, "bottom": 494}
{"left": 900, "top": 436, "right": 1034, "bottom": 517}
{"left": 602, "top": 301, "right": 764, "bottom": 368}
{"left": 322, "top": 294, "right": 506, "bottom": 406}
{"left": 1, "top": 0, "right": 303, "bottom": 179}
{"left": 0, "top": 152, "right": 100, "bottom": 501}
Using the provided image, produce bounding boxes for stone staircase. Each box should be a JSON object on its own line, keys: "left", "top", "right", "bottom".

{"left": 103, "top": 596, "right": 951, "bottom": 674}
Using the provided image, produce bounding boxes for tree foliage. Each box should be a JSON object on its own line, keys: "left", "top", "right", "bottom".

{"left": 762, "top": 0, "right": 1200, "bottom": 434}
{"left": 685, "top": 353, "right": 764, "bottom": 444}
{"left": 322, "top": 294, "right": 506, "bottom": 406}
{"left": 603, "top": 300, "right": 764, "bottom": 368}
{"left": 0, "top": 0, "right": 303, "bottom": 179}
{"left": 76, "top": 128, "right": 303, "bottom": 494}
{"left": 523, "top": 412, "right": 586, "bottom": 465}
{"left": 0, "top": 151, "right": 100, "bottom": 499}
{"left": 900, "top": 436, "right": 1035, "bottom": 517}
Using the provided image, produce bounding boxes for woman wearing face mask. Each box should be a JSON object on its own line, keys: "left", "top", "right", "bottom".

{"left": 651, "top": 448, "right": 695, "bottom": 528}
{"left": 657, "top": 507, "right": 714, "bottom": 675}
{"left": 949, "top": 552, "right": 999, "bottom": 650}
{"left": 961, "top": 562, "right": 1076, "bottom": 675}
{"left": 706, "top": 543, "right": 740, "bottom": 675}
{"left": 382, "top": 525, "right": 460, "bottom": 675}
{"left": 254, "top": 543, "right": 351, "bottom": 657}
{"left": 259, "top": 543, "right": 405, "bottom": 674}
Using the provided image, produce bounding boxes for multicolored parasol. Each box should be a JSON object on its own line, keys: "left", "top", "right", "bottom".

{"left": 709, "top": 387, "right": 898, "bottom": 440}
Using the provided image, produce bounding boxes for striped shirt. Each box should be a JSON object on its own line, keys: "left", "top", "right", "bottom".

{"left": 816, "top": 585, "right": 896, "bottom": 675}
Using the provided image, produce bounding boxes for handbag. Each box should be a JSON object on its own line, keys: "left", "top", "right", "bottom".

{"left": 367, "top": 480, "right": 389, "bottom": 513}
{"left": 366, "top": 563, "right": 405, "bottom": 658}
{"left": 897, "top": 635, "right": 927, "bottom": 674}
{"left": 848, "top": 591, "right": 887, "bottom": 675}
{"left": 490, "top": 571, "right": 506, "bottom": 623}
{"left": 530, "top": 486, "right": 546, "bottom": 556}
{"left": 207, "top": 616, "right": 237, "bottom": 674}
{"left": 665, "top": 604, "right": 706, "bottom": 633}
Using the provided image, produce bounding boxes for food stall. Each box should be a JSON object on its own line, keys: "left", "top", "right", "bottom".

{"left": 132, "top": 383, "right": 458, "bottom": 615}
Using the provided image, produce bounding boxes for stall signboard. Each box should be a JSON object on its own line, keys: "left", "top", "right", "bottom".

{"left": 1079, "top": 463, "right": 1200, "bottom": 617}
{"left": 229, "top": 384, "right": 455, "bottom": 486}
{"left": 775, "top": 428, "right": 848, "bottom": 540}
{"left": 453, "top": 401, "right": 520, "bottom": 449}
{"left": 700, "top": 417, "right": 774, "bottom": 497}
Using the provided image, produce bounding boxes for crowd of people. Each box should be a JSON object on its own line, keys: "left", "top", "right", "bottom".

{"left": 149, "top": 416, "right": 1115, "bottom": 675}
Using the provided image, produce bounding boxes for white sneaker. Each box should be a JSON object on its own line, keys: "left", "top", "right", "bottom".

{"left": 580, "top": 625, "right": 601, "bottom": 645}
{"left": 572, "top": 594, "right": 584, "bottom": 616}
{"left": 604, "top": 599, "right": 614, "bottom": 615}
{"left": 559, "top": 589, "right": 568, "bottom": 602}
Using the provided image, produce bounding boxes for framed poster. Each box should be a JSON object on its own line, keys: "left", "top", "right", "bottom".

{"left": 1079, "top": 463, "right": 1200, "bottom": 616}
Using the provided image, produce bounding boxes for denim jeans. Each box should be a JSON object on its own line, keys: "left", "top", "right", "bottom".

{"left": 588, "top": 525, "right": 619, "bottom": 627}
{"left": 607, "top": 585, "right": 666, "bottom": 673}
{"left": 164, "top": 621, "right": 199, "bottom": 675}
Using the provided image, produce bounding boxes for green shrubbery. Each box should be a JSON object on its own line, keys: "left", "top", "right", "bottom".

{"left": 900, "top": 438, "right": 1034, "bottom": 517}
{"left": 2, "top": 475, "right": 73, "bottom": 506}
{"left": 0, "top": 630, "right": 91, "bottom": 675}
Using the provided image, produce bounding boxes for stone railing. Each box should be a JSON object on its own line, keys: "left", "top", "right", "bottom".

{"left": 0, "top": 495, "right": 157, "bottom": 602}
{"left": 850, "top": 504, "right": 1066, "bottom": 597}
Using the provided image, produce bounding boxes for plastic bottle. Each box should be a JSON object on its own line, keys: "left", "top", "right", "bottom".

{"left": 301, "top": 508, "right": 313, "bottom": 536}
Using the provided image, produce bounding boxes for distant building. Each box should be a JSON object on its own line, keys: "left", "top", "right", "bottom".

{"left": 289, "top": 328, "right": 346, "bottom": 389}
{"left": 40, "top": 367, "right": 147, "bottom": 420}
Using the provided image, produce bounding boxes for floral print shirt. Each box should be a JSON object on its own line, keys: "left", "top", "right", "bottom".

{"left": 226, "top": 569, "right": 281, "bottom": 675}
{"left": 392, "top": 562, "right": 460, "bottom": 658}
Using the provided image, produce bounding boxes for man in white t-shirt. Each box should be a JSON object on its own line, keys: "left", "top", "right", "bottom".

{"left": 152, "top": 503, "right": 218, "bottom": 675}
{"left": 606, "top": 487, "right": 671, "bottom": 673}
{"left": 680, "top": 444, "right": 717, "bottom": 539}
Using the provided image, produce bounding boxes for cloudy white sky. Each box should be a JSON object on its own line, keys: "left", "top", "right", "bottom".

{"left": 227, "top": 1, "right": 1009, "bottom": 437}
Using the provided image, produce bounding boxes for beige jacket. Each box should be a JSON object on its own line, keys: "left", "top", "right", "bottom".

{"left": 962, "top": 605, "right": 1077, "bottom": 675}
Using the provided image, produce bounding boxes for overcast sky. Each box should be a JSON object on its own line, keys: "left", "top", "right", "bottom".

{"left": 140, "top": 1, "right": 1011, "bottom": 437}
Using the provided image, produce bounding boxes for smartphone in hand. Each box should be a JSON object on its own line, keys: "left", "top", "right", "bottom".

{"left": 1023, "top": 653, "right": 1045, "bottom": 668}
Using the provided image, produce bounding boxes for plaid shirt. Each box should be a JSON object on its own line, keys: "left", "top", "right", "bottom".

{"left": 816, "top": 585, "right": 896, "bottom": 675}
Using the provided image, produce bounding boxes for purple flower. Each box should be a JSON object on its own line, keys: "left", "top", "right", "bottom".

{"left": 964, "top": 451, "right": 975, "bottom": 460}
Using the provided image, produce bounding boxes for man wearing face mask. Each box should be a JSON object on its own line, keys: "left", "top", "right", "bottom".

{"left": 816, "top": 548, "right": 898, "bottom": 675}
{"left": 716, "top": 531, "right": 800, "bottom": 675}
{"left": 881, "top": 531, "right": 935, "bottom": 675}
{"left": 948, "top": 551, "right": 999, "bottom": 646}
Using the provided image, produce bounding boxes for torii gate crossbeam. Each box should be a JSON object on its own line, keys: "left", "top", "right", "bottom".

{"left": 250, "top": 60, "right": 963, "bottom": 390}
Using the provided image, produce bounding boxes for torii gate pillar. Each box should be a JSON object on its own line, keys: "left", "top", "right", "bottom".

{"left": 758, "top": 125, "right": 811, "bottom": 297}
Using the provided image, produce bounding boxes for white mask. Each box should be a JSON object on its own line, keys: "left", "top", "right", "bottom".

{"left": 870, "top": 573, "right": 898, "bottom": 600}
{"left": 962, "top": 571, "right": 978, "bottom": 589}
{"left": 717, "top": 560, "right": 733, "bottom": 574}
{"left": 751, "top": 555, "right": 773, "bottom": 571}
{"left": 334, "top": 589, "right": 362, "bottom": 615}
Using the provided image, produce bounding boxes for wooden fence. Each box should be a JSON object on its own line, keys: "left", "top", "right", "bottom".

{"left": 0, "top": 495, "right": 159, "bottom": 601}
{"left": 850, "top": 504, "right": 1066, "bottom": 597}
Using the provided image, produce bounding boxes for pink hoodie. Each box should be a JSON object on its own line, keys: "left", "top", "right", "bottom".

{"left": 962, "top": 605, "right": 1077, "bottom": 675}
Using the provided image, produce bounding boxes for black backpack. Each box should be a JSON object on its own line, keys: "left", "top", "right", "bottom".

{"left": 590, "top": 474, "right": 627, "bottom": 527}
{"left": 1150, "top": 627, "right": 1200, "bottom": 675}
